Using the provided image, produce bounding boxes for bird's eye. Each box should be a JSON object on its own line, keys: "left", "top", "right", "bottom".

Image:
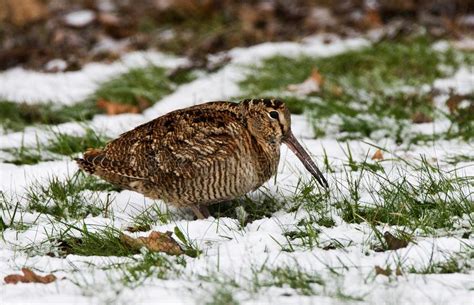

{"left": 268, "top": 111, "right": 279, "bottom": 120}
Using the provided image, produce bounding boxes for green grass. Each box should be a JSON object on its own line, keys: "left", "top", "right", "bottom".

{"left": 238, "top": 36, "right": 473, "bottom": 141}
{"left": 0, "top": 66, "right": 196, "bottom": 133}
{"left": 91, "top": 65, "right": 195, "bottom": 106}
{"left": 0, "top": 100, "right": 99, "bottom": 133}
{"left": 26, "top": 173, "right": 117, "bottom": 220}
{"left": 205, "top": 288, "right": 240, "bottom": 305}
{"left": 265, "top": 266, "right": 324, "bottom": 296}
{"left": 209, "top": 192, "right": 284, "bottom": 226}
{"left": 48, "top": 224, "right": 189, "bottom": 288}
{"left": 240, "top": 36, "right": 456, "bottom": 101}
{"left": 47, "top": 128, "right": 110, "bottom": 156}
{"left": 1, "top": 128, "right": 110, "bottom": 165}
{"left": 120, "top": 251, "right": 185, "bottom": 287}
{"left": 446, "top": 153, "right": 474, "bottom": 165}
{"left": 54, "top": 226, "right": 136, "bottom": 257}
{"left": 0, "top": 192, "right": 31, "bottom": 232}
{"left": 335, "top": 156, "right": 474, "bottom": 232}
{"left": 129, "top": 205, "right": 171, "bottom": 232}
{"left": 408, "top": 250, "right": 473, "bottom": 274}
{"left": 1, "top": 136, "right": 50, "bottom": 165}
{"left": 282, "top": 220, "right": 321, "bottom": 252}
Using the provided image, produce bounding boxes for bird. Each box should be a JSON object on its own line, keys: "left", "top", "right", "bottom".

{"left": 76, "top": 98, "right": 328, "bottom": 219}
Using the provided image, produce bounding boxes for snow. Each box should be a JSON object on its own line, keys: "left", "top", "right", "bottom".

{"left": 63, "top": 10, "right": 96, "bottom": 27}
{"left": 0, "top": 52, "right": 187, "bottom": 105}
{"left": 0, "top": 35, "right": 473, "bottom": 304}
{"left": 434, "top": 67, "right": 474, "bottom": 95}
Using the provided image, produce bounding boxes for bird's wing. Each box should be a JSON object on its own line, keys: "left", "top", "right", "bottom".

{"left": 98, "top": 103, "right": 246, "bottom": 180}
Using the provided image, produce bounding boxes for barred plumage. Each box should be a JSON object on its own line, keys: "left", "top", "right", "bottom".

{"left": 76, "top": 99, "right": 328, "bottom": 218}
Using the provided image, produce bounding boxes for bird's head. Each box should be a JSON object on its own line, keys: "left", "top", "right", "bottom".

{"left": 240, "top": 98, "right": 328, "bottom": 188}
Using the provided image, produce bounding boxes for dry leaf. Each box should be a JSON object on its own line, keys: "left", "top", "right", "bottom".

{"left": 287, "top": 68, "right": 324, "bottom": 96}
{"left": 4, "top": 268, "right": 56, "bottom": 284}
{"left": 97, "top": 98, "right": 150, "bottom": 115}
{"left": 120, "top": 231, "right": 183, "bottom": 255}
{"left": 371, "top": 149, "right": 384, "bottom": 161}
{"left": 411, "top": 112, "right": 433, "bottom": 124}
{"left": 97, "top": 13, "right": 121, "bottom": 27}
{"left": 375, "top": 265, "right": 391, "bottom": 276}
{"left": 384, "top": 232, "right": 409, "bottom": 250}
{"left": 446, "top": 94, "right": 470, "bottom": 114}
{"left": 364, "top": 8, "right": 383, "bottom": 28}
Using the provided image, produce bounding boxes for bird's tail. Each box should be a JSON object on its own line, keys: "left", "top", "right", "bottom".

{"left": 75, "top": 148, "right": 104, "bottom": 174}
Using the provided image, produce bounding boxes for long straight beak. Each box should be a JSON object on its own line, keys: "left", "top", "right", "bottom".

{"left": 283, "top": 131, "right": 329, "bottom": 188}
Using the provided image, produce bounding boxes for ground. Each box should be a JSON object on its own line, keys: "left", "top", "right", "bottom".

{"left": 0, "top": 34, "right": 473, "bottom": 305}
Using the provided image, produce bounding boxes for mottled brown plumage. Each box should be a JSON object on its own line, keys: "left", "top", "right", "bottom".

{"left": 76, "top": 98, "right": 328, "bottom": 218}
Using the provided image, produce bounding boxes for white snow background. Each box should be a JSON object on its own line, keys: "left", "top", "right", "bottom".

{"left": 0, "top": 35, "right": 473, "bottom": 304}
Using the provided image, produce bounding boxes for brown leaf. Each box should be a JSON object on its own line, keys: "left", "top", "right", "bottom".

{"left": 375, "top": 265, "right": 392, "bottom": 276}
{"left": 287, "top": 68, "right": 324, "bottom": 96}
{"left": 97, "top": 99, "right": 148, "bottom": 115}
{"left": 446, "top": 94, "right": 470, "bottom": 114}
{"left": 97, "top": 13, "right": 121, "bottom": 28}
{"left": 384, "top": 232, "right": 409, "bottom": 250}
{"left": 371, "top": 149, "right": 384, "bottom": 161}
{"left": 411, "top": 112, "right": 433, "bottom": 124}
{"left": 364, "top": 8, "right": 383, "bottom": 28}
{"left": 120, "top": 231, "right": 183, "bottom": 255}
{"left": 4, "top": 268, "right": 56, "bottom": 284}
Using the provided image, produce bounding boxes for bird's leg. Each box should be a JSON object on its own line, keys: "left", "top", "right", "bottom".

{"left": 190, "top": 205, "right": 210, "bottom": 219}
{"left": 199, "top": 205, "right": 210, "bottom": 218}
{"left": 191, "top": 205, "right": 205, "bottom": 219}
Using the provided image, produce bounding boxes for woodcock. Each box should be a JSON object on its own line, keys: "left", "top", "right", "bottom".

{"left": 76, "top": 99, "right": 328, "bottom": 219}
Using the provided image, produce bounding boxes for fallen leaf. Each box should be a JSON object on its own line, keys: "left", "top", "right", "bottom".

{"left": 287, "top": 68, "right": 324, "bottom": 96}
{"left": 4, "top": 268, "right": 56, "bottom": 284}
{"left": 371, "top": 149, "right": 384, "bottom": 161}
{"left": 384, "top": 231, "right": 409, "bottom": 250}
{"left": 411, "top": 112, "right": 433, "bottom": 124}
{"left": 136, "top": 97, "right": 151, "bottom": 111}
{"left": 120, "top": 231, "right": 183, "bottom": 255}
{"left": 375, "top": 265, "right": 391, "bottom": 276}
{"left": 364, "top": 8, "right": 383, "bottom": 28}
{"left": 97, "top": 98, "right": 150, "bottom": 115}
{"left": 446, "top": 94, "right": 470, "bottom": 114}
{"left": 97, "top": 13, "right": 121, "bottom": 28}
